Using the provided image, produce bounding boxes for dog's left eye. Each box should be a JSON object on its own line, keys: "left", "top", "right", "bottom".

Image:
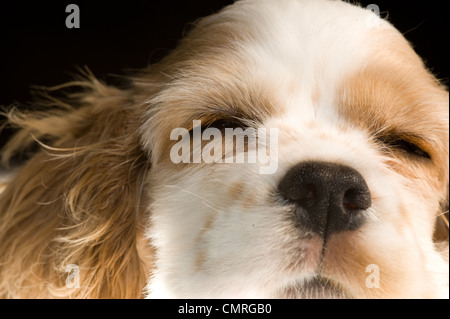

{"left": 393, "top": 139, "right": 431, "bottom": 159}
{"left": 381, "top": 137, "right": 431, "bottom": 160}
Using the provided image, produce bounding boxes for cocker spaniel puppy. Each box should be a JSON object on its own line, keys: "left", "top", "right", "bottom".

{"left": 0, "top": 0, "right": 448, "bottom": 298}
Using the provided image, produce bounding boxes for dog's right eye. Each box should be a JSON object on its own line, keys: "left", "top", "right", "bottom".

{"left": 201, "top": 118, "right": 247, "bottom": 131}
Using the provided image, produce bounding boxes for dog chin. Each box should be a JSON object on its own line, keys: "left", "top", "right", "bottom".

{"left": 277, "top": 277, "right": 350, "bottom": 299}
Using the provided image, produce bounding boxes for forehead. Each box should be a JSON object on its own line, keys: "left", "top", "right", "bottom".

{"left": 142, "top": 0, "right": 448, "bottom": 156}
{"left": 154, "top": 0, "right": 424, "bottom": 115}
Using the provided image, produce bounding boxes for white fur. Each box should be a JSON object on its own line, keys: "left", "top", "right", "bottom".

{"left": 143, "top": 0, "right": 448, "bottom": 298}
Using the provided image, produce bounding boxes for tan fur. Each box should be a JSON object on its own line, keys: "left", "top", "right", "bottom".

{"left": 0, "top": 1, "right": 448, "bottom": 299}
{"left": 338, "top": 28, "right": 449, "bottom": 242}
{"left": 0, "top": 74, "right": 153, "bottom": 298}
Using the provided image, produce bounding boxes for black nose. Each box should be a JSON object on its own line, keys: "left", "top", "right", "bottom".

{"left": 278, "top": 162, "right": 371, "bottom": 237}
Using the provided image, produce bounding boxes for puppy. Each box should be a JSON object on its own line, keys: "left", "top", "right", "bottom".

{"left": 0, "top": 0, "right": 448, "bottom": 298}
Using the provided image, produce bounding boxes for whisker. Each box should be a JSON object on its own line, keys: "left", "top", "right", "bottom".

{"left": 163, "top": 185, "right": 221, "bottom": 212}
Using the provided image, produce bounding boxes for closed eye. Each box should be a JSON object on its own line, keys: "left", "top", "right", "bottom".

{"left": 203, "top": 118, "right": 248, "bottom": 131}
{"left": 378, "top": 135, "right": 431, "bottom": 160}
{"left": 392, "top": 139, "right": 430, "bottom": 159}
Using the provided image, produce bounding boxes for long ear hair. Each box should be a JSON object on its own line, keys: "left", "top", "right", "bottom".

{"left": 0, "top": 70, "right": 153, "bottom": 298}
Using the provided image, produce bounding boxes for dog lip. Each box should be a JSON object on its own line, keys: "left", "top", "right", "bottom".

{"left": 280, "top": 276, "right": 351, "bottom": 299}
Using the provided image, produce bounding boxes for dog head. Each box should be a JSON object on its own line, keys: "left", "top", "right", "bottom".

{"left": 0, "top": 0, "right": 448, "bottom": 299}
{"left": 140, "top": 0, "right": 449, "bottom": 298}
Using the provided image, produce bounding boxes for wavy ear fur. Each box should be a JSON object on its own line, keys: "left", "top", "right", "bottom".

{"left": 0, "top": 73, "right": 153, "bottom": 298}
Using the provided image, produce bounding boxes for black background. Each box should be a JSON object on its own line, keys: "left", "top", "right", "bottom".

{"left": 1, "top": 299, "right": 442, "bottom": 317}
{"left": 0, "top": 0, "right": 448, "bottom": 148}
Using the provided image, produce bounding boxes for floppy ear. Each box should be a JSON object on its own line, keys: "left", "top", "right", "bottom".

{"left": 0, "top": 72, "right": 154, "bottom": 298}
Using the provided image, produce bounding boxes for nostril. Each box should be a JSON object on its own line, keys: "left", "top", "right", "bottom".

{"left": 343, "top": 201, "right": 358, "bottom": 211}
{"left": 296, "top": 184, "right": 316, "bottom": 207}
{"left": 343, "top": 188, "right": 372, "bottom": 211}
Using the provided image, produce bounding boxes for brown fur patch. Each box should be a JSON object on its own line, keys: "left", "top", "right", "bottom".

{"left": 195, "top": 214, "right": 216, "bottom": 271}
{"left": 337, "top": 28, "right": 449, "bottom": 242}
{"left": 0, "top": 76, "right": 153, "bottom": 298}
{"left": 228, "top": 181, "right": 245, "bottom": 200}
{"left": 242, "top": 195, "right": 257, "bottom": 210}
{"left": 137, "top": 12, "right": 282, "bottom": 165}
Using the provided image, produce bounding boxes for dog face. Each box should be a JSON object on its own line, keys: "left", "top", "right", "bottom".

{"left": 141, "top": 0, "right": 449, "bottom": 298}
{"left": 0, "top": 0, "right": 448, "bottom": 299}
